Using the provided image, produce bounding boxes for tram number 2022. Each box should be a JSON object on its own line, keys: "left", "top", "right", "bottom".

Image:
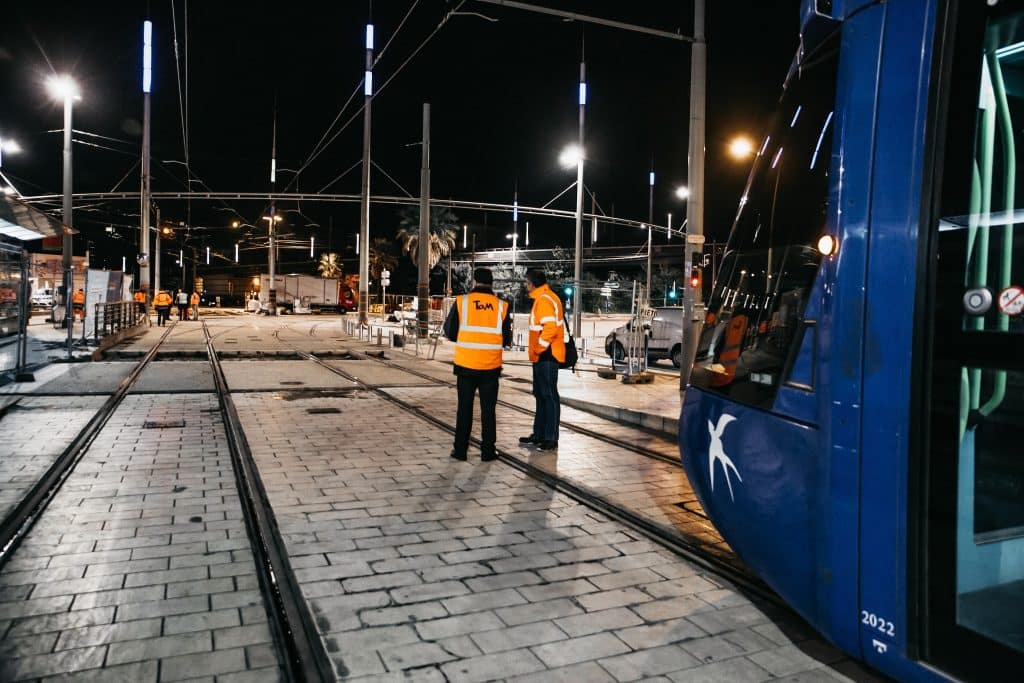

{"left": 861, "top": 611, "right": 895, "bottom": 637}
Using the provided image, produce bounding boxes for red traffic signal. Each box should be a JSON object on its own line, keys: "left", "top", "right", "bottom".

{"left": 690, "top": 268, "right": 701, "bottom": 289}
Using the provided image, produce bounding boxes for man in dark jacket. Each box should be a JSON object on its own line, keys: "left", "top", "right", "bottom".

{"left": 443, "top": 267, "right": 514, "bottom": 461}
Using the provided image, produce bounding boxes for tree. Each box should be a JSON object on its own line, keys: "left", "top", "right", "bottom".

{"left": 368, "top": 238, "right": 398, "bottom": 290}
{"left": 317, "top": 252, "right": 342, "bottom": 279}
{"left": 395, "top": 206, "right": 458, "bottom": 269}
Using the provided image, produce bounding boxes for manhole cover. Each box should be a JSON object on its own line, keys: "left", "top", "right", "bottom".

{"left": 143, "top": 420, "right": 186, "bottom": 429}
{"left": 306, "top": 407, "right": 341, "bottom": 414}
{"left": 280, "top": 380, "right": 305, "bottom": 386}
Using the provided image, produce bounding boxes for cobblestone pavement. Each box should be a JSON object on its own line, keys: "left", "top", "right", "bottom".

{"left": 0, "top": 396, "right": 107, "bottom": 522}
{"left": 0, "top": 393, "right": 284, "bottom": 682}
{"left": 236, "top": 389, "right": 862, "bottom": 682}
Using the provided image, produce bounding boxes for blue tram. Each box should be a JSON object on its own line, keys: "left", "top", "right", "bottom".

{"left": 680, "top": 0, "right": 1024, "bottom": 680}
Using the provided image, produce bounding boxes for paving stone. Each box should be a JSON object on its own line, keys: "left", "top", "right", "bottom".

{"left": 615, "top": 617, "right": 707, "bottom": 650}
{"left": 576, "top": 588, "right": 653, "bottom": 612}
{"left": 555, "top": 607, "right": 645, "bottom": 638}
{"left": 518, "top": 578, "right": 598, "bottom": 602}
{"left": 667, "top": 656, "right": 772, "bottom": 683}
{"left": 531, "top": 632, "right": 631, "bottom": 668}
{"left": 0, "top": 644, "right": 107, "bottom": 680}
{"left": 748, "top": 643, "right": 830, "bottom": 677}
{"left": 55, "top": 618, "right": 163, "bottom": 651}
{"left": 506, "top": 661, "right": 617, "bottom": 683}
{"left": 680, "top": 629, "right": 775, "bottom": 665}
{"left": 632, "top": 595, "right": 713, "bottom": 622}
{"left": 6, "top": 606, "right": 115, "bottom": 636}
{"left": 599, "top": 644, "right": 700, "bottom": 682}
{"left": 497, "top": 598, "right": 583, "bottom": 626}
{"left": 106, "top": 631, "right": 212, "bottom": 665}
{"left": 0, "top": 594, "right": 74, "bottom": 619}
{"left": 440, "top": 648, "right": 547, "bottom": 682}
{"left": 441, "top": 587, "right": 526, "bottom": 614}
{"left": 390, "top": 580, "right": 469, "bottom": 604}
{"left": 330, "top": 625, "right": 421, "bottom": 652}
{"left": 379, "top": 641, "right": 457, "bottom": 670}
{"left": 40, "top": 659, "right": 159, "bottom": 683}
{"left": 360, "top": 601, "right": 448, "bottom": 627}
{"left": 465, "top": 571, "right": 543, "bottom": 592}
{"left": 164, "top": 609, "right": 241, "bottom": 635}
{"left": 470, "top": 620, "right": 568, "bottom": 653}
{"left": 415, "top": 610, "right": 504, "bottom": 641}
{"left": 0, "top": 630, "right": 59, "bottom": 657}
{"left": 158, "top": 647, "right": 247, "bottom": 681}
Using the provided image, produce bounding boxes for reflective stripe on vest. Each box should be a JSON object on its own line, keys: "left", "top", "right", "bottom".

{"left": 454, "top": 293, "right": 505, "bottom": 370}
{"left": 710, "top": 314, "right": 748, "bottom": 387}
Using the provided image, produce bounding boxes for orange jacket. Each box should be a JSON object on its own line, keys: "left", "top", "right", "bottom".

{"left": 134, "top": 291, "right": 146, "bottom": 303}
{"left": 153, "top": 291, "right": 173, "bottom": 307}
{"left": 453, "top": 291, "right": 507, "bottom": 371}
{"left": 72, "top": 290, "right": 85, "bottom": 305}
{"left": 527, "top": 283, "right": 566, "bottom": 363}
{"left": 190, "top": 292, "right": 200, "bottom": 306}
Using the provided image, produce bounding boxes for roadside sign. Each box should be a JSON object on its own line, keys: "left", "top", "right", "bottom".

{"left": 997, "top": 286, "right": 1024, "bottom": 316}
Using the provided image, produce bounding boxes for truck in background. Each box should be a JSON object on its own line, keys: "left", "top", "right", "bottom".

{"left": 258, "top": 274, "right": 357, "bottom": 314}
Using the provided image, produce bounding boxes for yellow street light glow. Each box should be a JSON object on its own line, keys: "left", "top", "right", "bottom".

{"left": 728, "top": 136, "right": 754, "bottom": 159}
{"left": 231, "top": 220, "right": 240, "bottom": 228}
{"left": 46, "top": 75, "right": 81, "bottom": 101}
{"left": 558, "top": 144, "right": 583, "bottom": 169}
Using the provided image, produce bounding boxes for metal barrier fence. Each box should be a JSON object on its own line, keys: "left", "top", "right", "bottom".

{"left": 93, "top": 301, "right": 144, "bottom": 341}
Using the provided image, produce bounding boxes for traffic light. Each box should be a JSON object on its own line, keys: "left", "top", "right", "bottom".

{"left": 563, "top": 285, "right": 573, "bottom": 297}
{"left": 668, "top": 288, "right": 677, "bottom": 300}
{"left": 381, "top": 269, "right": 391, "bottom": 287}
{"left": 690, "top": 268, "right": 702, "bottom": 289}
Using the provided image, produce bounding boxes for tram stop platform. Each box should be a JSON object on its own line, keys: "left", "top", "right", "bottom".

{"left": 0, "top": 315, "right": 880, "bottom": 682}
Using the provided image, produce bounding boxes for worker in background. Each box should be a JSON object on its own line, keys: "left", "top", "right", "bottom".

{"left": 520, "top": 269, "right": 566, "bottom": 452}
{"left": 71, "top": 288, "right": 85, "bottom": 321}
{"left": 133, "top": 288, "right": 150, "bottom": 326}
{"left": 190, "top": 290, "right": 201, "bottom": 321}
{"left": 176, "top": 289, "right": 189, "bottom": 321}
{"left": 443, "top": 267, "right": 512, "bottom": 462}
{"left": 153, "top": 289, "right": 172, "bottom": 326}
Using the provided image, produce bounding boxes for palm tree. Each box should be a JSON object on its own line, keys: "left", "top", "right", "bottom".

{"left": 317, "top": 252, "right": 342, "bottom": 279}
{"left": 395, "top": 206, "right": 458, "bottom": 269}
{"left": 368, "top": 237, "right": 398, "bottom": 284}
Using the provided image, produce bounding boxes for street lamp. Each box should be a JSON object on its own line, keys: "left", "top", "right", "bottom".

{"left": 559, "top": 144, "right": 583, "bottom": 169}
{"left": 728, "top": 136, "right": 754, "bottom": 160}
{"left": 261, "top": 214, "right": 282, "bottom": 315}
{"left": 0, "top": 136, "right": 21, "bottom": 168}
{"left": 675, "top": 185, "right": 690, "bottom": 200}
{"left": 506, "top": 232, "right": 518, "bottom": 271}
{"left": 47, "top": 74, "right": 81, "bottom": 359}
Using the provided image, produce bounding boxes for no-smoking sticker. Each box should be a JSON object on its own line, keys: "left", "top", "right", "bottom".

{"left": 998, "top": 286, "right": 1024, "bottom": 316}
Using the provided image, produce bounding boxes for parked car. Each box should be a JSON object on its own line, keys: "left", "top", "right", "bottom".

{"left": 31, "top": 288, "right": 54, "bottom": 308}
{"left": 605, "top": 306, "right": 685, "bottom": 368}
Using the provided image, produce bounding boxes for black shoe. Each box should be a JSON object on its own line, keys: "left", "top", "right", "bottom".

{"left": 536, "top": 440, "right": 558, "bottom": 452}
{"left": 450, "top": 450, "right": 467, "bottom": 461}
{"left": 481, "top": 451, "right": 498, "bottom": 462}
{"left": 519, "top": 434, "right": 540, "bottom": 445}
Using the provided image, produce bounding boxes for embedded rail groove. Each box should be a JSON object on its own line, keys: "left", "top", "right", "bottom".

{"left": 0, "top": 325, "right": 173, "bottom": 571}
{"left": 202, "top": 322, "right": 333, "bottom": 682}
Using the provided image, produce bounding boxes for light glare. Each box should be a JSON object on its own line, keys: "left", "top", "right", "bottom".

{"left": 675, "top": 186, "right": 690, "bottom": 200}
{"left": 46, "top": 75, "right": 81, "bottom": 101}
{"left": 143, "top": 21, "right": 153, "bottom": 93}
{"left": 558, "top": 144, "right": 583, "bottom": 169}
{"left": 729, "top": 137, "right": 754, "bottom": 159}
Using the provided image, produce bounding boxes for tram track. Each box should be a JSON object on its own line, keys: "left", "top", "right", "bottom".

{"left": 0, "top": 320, "right": 330, "bottom": 682}
{"left": 272, "top": 341, "right": 776, "bottom": 608}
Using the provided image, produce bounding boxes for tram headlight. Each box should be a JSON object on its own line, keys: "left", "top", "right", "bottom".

{"left": 817, "top": 234, "right": 839, "bottom": 256}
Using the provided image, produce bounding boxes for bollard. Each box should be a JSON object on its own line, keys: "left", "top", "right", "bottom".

{"left": 377, "top": 328, "right": 382, "bottom": 345}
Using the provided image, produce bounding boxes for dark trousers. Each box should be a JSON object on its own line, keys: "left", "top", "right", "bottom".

{"left": 532, "top": 360, "right": 560, "bottom": 441}
{"left": 156, "top": 306, "right": 170, "bottom": 326}
{"left": 454, "top": 372, "right": 499, "bottom": 457}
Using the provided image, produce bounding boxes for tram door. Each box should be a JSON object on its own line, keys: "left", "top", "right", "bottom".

{"left": 924, "top": 1, "right": 1024, "bottom": 676}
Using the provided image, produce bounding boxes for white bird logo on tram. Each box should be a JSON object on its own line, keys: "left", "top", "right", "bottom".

{"left": 707, "top": 414, "right": 743, "bottom": 501}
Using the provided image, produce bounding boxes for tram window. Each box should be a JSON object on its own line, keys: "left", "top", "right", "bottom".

{"left": 692, "top": 34, "right": 838, "bottom": 409}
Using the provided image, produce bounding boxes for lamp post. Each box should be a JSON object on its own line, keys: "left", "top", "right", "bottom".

{"left": 140, "top": 20, "right": 153, "bottom": 308}
{"left": 0, "top": 136, "right": 21, "bottom": 169}
{"left": 47, "top": 75, "right": 80, "bottom": 360}
{"left": 559, "top": 141, "right": 584, "bottom": 335}
{"left": 646, "top": 169, "right": 654, "bottom": 299}
{"left": 505, "top": 231, "right": 518, "bottom": 272}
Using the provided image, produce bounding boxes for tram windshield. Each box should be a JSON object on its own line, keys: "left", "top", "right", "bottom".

{"left": 692, "top": 35, "right": 839, "bottom": 410}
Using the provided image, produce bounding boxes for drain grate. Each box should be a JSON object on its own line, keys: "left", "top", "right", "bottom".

{"left": 306, "top": 407, "right": 341, "bottom": 414}
{"left": 280, "top": 380, "right": 305, "bottom": 386}
{"left": 143, "top": 419, "right": 186, "bottom": 429}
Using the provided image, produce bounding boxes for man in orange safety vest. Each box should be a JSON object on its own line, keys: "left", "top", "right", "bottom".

{"left": 519, "top": 269, "right": 566, "bottom": 452}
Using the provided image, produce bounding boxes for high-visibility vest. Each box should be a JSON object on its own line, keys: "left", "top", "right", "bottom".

{"left": 72, "top": 290, "right": 84, "bottom": 305}
{"left": 134, "top": 291, "right": 146, "bottom": 303}
{"left": 710, "top": 314, "right": 748, "bottom": 387}
{"left": 527, "top": 283, "right": 566, "bottom": 363}
{"left": 190, "top": 293, "right": 200, "bottom": 306}
{"left": 154, "top": 292, "right": 172, "bottom": 307}
{"left": 453, "top": 292, "right": 506, "bottom": 371}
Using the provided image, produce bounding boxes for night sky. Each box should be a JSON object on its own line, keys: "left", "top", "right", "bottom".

{"left": 0, "top": 1, "right": 799, "bottom": 282}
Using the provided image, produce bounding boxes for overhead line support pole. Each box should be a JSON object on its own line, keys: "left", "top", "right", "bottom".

{"left": 572, "top": 61, "right": 585, "bottom": 338}
{"left": 358, "top": 22, "right": 374, "bottom": 325}
{"left": 417, "top": 104, "right": 431, "bottom": 338}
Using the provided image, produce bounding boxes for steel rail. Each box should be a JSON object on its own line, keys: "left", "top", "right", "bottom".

{"left": 0, "top": 325, "right": 172, "bottom": 571}
{"left": 201, "top": 322, "right": 334, "bottom": 682}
